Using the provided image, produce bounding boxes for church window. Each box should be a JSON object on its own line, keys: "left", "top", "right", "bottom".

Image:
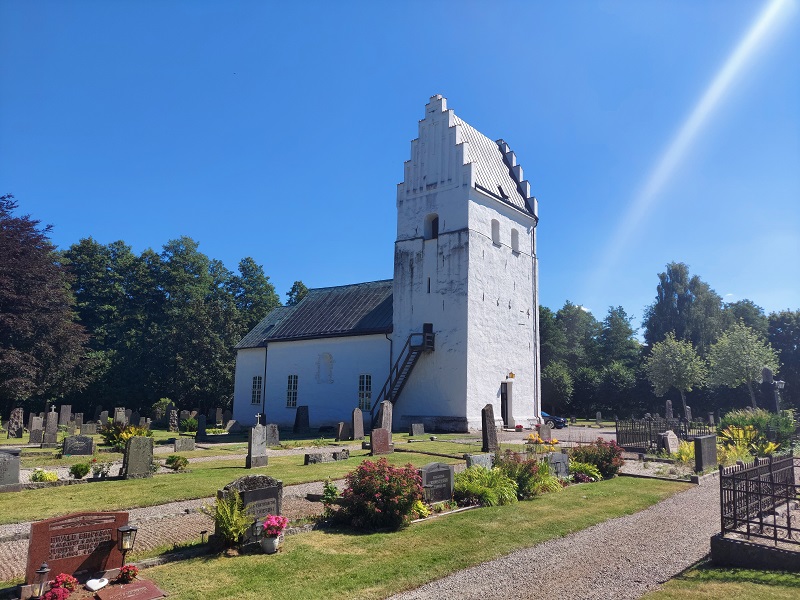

{"left": 358, "top": 374, "right": 372, "bottom": 411}
{"left": 491, "top": 219, "right": 500, "bottom": 246}
{"left": 286, "top": 375, "right": 298, "bottom": 408}
{"left": 424, "top": 213, "right": 439, "bottom": 240}
{"left": 251, "top": 376, "right": 263, "bottom": 405}
{"left": 511, "top": 228, "right": 520, "bottom": 253}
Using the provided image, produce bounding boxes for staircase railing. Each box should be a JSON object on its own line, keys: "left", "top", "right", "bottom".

{"left": 369, "top": 332, "right": 434, "bottom": 426}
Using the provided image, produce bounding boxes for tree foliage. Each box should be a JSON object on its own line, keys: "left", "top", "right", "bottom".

{"left": 0, "top": 196, "right": 91, "bottom": 412}
{"left": 286, "top": 280, "right": 309, "bottom": 306}
{"left": 708, "top": 321, "right": 780, "bottom": 408}
{"left": 644, "top": 332, "right": 706, "bottom": 416}
{"left": 769, "top": 309, "right": 800, "bottom": 408}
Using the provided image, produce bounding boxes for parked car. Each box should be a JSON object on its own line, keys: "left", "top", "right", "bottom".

{"left": 541, "top": 411, "right": 568, "bottom": 429}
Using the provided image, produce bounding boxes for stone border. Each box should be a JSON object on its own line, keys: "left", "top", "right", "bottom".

{"left": 711, "top": 532, "right": 800, "bottom": 571}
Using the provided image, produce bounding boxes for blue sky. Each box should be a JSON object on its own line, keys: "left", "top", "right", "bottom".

{"left": 2, "top": 1, "right": 798, "bottom": 330}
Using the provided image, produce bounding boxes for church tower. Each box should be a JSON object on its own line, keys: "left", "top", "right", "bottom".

{"left": 391, "top": 95, "right": 541, "bottom": 431}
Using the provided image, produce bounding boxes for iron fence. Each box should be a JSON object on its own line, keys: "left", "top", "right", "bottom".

{"left": 719, "top": 455, "right": 800, "bottom": 546}
{"left": 615, "top": 418, "right": 715, "bottom": 451}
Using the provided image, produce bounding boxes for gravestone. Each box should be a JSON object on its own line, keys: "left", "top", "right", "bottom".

{"left": 173, "top": 437, "right": 195, "bottom": 452}
{"left": 419, "top": 462, "right": 454, "bottom": 503}
{"left": 335, "top": 421, "right": 351, "bottom": 442}
{"left": 99, "top": 410, "right": 109, "bottom": 424}
{"left": 196, "top": 414, "right": 207, "bottom": 439}
{"left": 465, "top": 453, "right": 494, "bottom": 469}
{"left": 684, "top": 406, "right": 692, "bottom": 423}
{"left": 659, "top": 430, "right": 680, "bottom": 455}
{"left": 218, "top": 475, "right": 283, "bottom": 545}
{"left": 665, "top": 399, "right": 673, "bottom": 420}
{"left": 223, "top": 409, "right": 232, "bottom": 424}
{"left": 595, "top": 411, "right": 602, "bottom": 425}
{"left": 93, "top": 405, "right": 103, "bottom": 421}
{"left": 95, "top": 579, "right": 167, "bottom": 600}
{"left": 25, "top": 511, "right": 128, "bottom": 584}
{"left": 225, "top": 420, "right": 244, "bottom": 433}
{"left": 246, "top": 422, "right": 268, "bottom": 468}
{"left": 539, "top": 424, "right": 552, "bottom": 442}
{"left": 694, "top": 435, "right": 718, "bottom": 473}
{"left": 570, "top": 416, "right": 576, "bottom": 424}
{"left": 708, "top": 412, "right": 715, "bottom": 426}
{"left": 29, "top": 416, "right": 44, "bottom": 444}
{"left": 74, "top": 413, "right": 84, "bottom": 431}
{"left": 130, "top": 411, "right": 140, "bottom": 428}
{"left": 0, "top": 448, "right": 22, "bottom": 492}
{"left": 80, "top": 423, "right": 98, "bottom": 436}
{"left": 179, "top": 410, "right": 190, "bottom": 425}
{"left": 7, "top": 407, "right": 24, "bottom": 438}
{"left": 114, "top": 408, "right": 127, "bottom": 426}
{"left": 124, "top": 409, "right": 133, "bottom": 425}
{"left": 266, "top": 423, "right": 280, "bottom": 446}
{"left": 139, "top": 417, "right": 150, "bottom": 429}
{"left": 409, "top": 423, "right": 425, "bottom": 436}
{"left": 216, "top": 407, "right": 223, "bottom": 426}
{"left": 370, "top": 428, "right": 392, "bottom": 455}
{"left": 377, "top": 400, "right": 393, "bottom": 432}
{"left": 43, "top": 407, "right": 59, "bottom": 446}
{"left": 121, "top": 436, "right": 153, "bottom": 479}
{"left": 63, "top": 435, "right": 94, "bottom": 456}
{"left": 481, "top": 404, "right": 498, "bottom": 453}
{"left": 547, "top": 452, "right": 569, "bottom": 478}
{"left": 293, "top": 405, "right": 310, "bottom": 434}
{"left": 59, "top": 405, "right": 72, "bottom": 427}
{"left": 351, "top": 407, "right": 364, "bottom": 440}
{"left": 304, "top": 449, "right": 349, "bottom": 464}
{"left": 169, "top": 409, "right": 179, "bottom": 432}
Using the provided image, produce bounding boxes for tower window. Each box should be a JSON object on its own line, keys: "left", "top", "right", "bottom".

{"left": 491, "top": 219, "right": 500, "bottom": 246}
{"left": 424, "top": 213, "right": 439, "bottom": 240}
{"left": 511, "top": 228, "right": 520, "bottom": 253}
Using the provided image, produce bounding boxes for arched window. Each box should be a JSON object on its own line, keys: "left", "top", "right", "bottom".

{"left": 491, "top": 219, "right": 500, "bottom": 246}
{"left": 511, "top": 228, "right": 520, "bottom": 253}
{"left": 424, "top": 213, "right": 439, "bottom": 240}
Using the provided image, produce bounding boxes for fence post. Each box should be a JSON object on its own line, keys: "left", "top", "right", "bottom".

{"left": 719, "top": 464, "right": 725, "bottom": 535}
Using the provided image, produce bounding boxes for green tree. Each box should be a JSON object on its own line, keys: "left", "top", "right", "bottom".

{"left": 724, "top": 299, "right": 769, "bottom": 339}
{"left": 286, "top": 280, "right": 309, "bottom": 306}
{"left": 708, "top": 321, "right": 780, "bottom": 408}
{"left": 643, "top": 262, "right": 725, "bottom": 355}
{"left": 232, "top": 257, "right": 280, "bottom": 330}
{"left": 769, "top": 310, "right": 800, "bottom": 408}
{"left": 597, "top": 361, "right": 637, "bottom": 416}
{"left": 0, "top": 195, "right": 92, "bottom": 413}
{"left": 599, "top": 306, "right": 640, "bottom": 368}
{"left": 556, "top": 301, "right": 601, "bottom": 371}
{"left": 539, "top": 306, "right": 567, "bottom": 369}
{"left": 541, "top": 361, "right": 573, "bottom": 412}
{"left": 644, "top": 332, "right": 706, "bottom": 418}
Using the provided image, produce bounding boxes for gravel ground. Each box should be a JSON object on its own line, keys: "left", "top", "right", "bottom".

{"left": 389, "top": 478, "right": 720, "bottom": 600}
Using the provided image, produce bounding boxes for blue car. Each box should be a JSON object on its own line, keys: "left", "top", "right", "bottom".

{"left": 541, "top": 411, "right": 568, "bottom": 429}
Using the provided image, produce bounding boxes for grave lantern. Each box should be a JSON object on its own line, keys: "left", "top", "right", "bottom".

{"left": 117, "top": 524, "right": 138, "bottom": 566}
{"left": 31, "top": 562, "right": 50, "bottom": 600}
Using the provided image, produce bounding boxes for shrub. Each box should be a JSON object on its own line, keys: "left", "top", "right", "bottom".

{"left": 673, "top": 440, "right": 694, "bottom": 465}
{"left": 336, "top": 458, "right": 423, "bottom": 530}
{"left": 98, "top": 422, "right": 153, "bottom": 451}
{"left": 569, "top": 438, "right": 624, "bottom": 479}
{"left": 180, "top": 417, "right": 198, "bottom": 433}
{"left": 568, "top": 461, "right": 602, "bottom": 482}
{"left": 496, "top": 450, "right": 561, "bottom": 499}
{"left": 200, "top": 488, "right": 252, "bottom": 548}
{"left": 165, "top": 455, "right": 189, "bottom": 471}
{"left": 30, "top": 468, "right": 59, "bottom": 482}
{"left": 454, "top": 466, "right": 518, "bottom": 507}
{"left": 719, "top": 408, "right": 795, "bottom": 447}
{"left": 321, "top": 478, "right": 340, "bottom": 518}
{"left": 69, "top": 463, "right": 91, "bottom": 479}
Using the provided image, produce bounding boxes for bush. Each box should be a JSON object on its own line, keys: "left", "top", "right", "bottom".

{"left": 98, "top": 422, "right": 153, "bottom": 451}
{"left": 719, "top": 408, "right": 795, "bottom": 448}
{"left": 165, "top": 455, "right": 189, "bottom": 471}
{"left": 180, "top": 417, "right": 198, "bottom": 433}
{"left": 30, "top": 468, "right": 59, "bottom": 482}
{"left": 454, "top": 466, "right": 518, "bottom": 507}
{"left": 673, "top": 440, "right": 694, "bottom": 465}
{"left": 568, "top": 461, "right": 602, "bottom": 482}
{"left": 335, "top": 458, "right": 423, "bottom": 530}
{"left": 495, "top": 450, "right": 561, "bottom": 499}
{"left": 200, "top": 488, "right": 252, "bottom": 548}
{"left": 69, "top": 463, "right": 91, "bottom": 479}
{"left": 569, "top": 438, "right": 624, "bottom": 479}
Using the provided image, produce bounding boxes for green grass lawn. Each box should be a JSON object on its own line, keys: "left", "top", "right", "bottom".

{"left": 145, "top": 477, "right": 689, "bottom": 600}
{"left": 643, "top": 560, "right": 800, "bottom": 599}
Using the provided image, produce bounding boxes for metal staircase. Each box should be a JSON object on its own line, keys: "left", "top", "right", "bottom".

{"left": 370, "top": 331, "right": 435, "bottom": 427}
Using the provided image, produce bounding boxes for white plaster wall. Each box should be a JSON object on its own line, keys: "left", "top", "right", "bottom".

{"left": 262, "top": 335, "right": 391, "bottom": 428}
{"left": 232, "top": 347, "right": 267, "bottom": 426}
{"left": 466, "top": 189, "right": 540, "bottom": 428}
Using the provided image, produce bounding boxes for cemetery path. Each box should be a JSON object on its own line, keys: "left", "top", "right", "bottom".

{"left": 388, "top": 477, "right": 720, "bottom": 600}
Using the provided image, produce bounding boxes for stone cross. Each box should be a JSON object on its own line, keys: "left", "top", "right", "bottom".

{"left": 255, "top": 413, "right": 262, "bottom": 426}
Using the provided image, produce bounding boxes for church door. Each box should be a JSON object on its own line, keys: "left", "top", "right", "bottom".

{"left": 500, "top": 383, "right": 510, "bottom": 428}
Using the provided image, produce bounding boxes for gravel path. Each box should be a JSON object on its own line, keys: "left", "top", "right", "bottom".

{"left": 389, "top": 478, "right": 720, "bottom": 600}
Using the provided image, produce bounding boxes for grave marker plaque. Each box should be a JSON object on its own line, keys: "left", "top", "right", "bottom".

{"left": 173, "top": 437, "right": 195, "bottom": 452}
{"left": 0, "top": 448, "right": 22, "bottom": 492}
{"left": 409, "top": 423, "right": 425, "bottom": 436}
{"left": 121, "top": 436, "right": 153, "bottom": 479}
{"left": 25, "top": 511, "right": 128, "bottom": 584}
{"left": 419, "top": 462, "right": 454, "bottom": 503}
{"left": 351, "top": 407, "right": 364, "bottom": 440}
{"left": 218, "top": 475, "right": 283, "bottom": 545}
{"left": 63, "top": 435, "right": 95, "bottom": 456}
{"left": 548, "top": 452, "right": 569, "bottom": 478}
{"left": 481, "top": 404, "right": 498, "bottom": 453}
{"left": 80, "top": 423, "right": 98, "bottom": 436}
{"left": 370, "top": 428, "right": 392, "bottom": 455}
{"left": 465, "top": 453, "right": 494, "bottom": 469}
{"left": 95, "top": 579, "right": 167, "bottom": 600}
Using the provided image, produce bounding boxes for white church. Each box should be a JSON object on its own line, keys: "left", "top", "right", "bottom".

{"left": 232, "top": 95, "right": 542, "bottom": 432}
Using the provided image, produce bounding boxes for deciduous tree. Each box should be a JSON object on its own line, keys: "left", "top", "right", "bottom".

{"left": 644, "top": 332, "right": 706, "bottom": 418}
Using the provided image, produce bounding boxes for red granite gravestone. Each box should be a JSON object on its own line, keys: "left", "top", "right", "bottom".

{"left": 95, "top": 579, "right": 167, "bottom": 600}
{"left": 370, "top": 428, "right": 393, "bottom": 455}
{"left": 25, "top": 512, "right": 128, "bottom": 583}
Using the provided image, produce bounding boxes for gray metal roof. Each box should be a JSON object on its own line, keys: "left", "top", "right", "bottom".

{"left": 454, "top": 114, "right": 536, "bottom": 216}
{"left": 235, "top": 280, "right": 393, "bottom": 348}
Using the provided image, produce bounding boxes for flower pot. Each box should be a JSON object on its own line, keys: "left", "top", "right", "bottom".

{"left": 260, "top": 535, "right": 281, "bottom": 555}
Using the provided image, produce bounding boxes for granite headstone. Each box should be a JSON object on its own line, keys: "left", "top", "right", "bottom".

{"left": 29, "top": 416, "right": 44, "bottom": 444}
{"left": 547, "top": 452, "right": 569, "bottom": 478}
{"left": 0, "top": 448, "right": 21, "bottom": 492}
{"left": 660, "top": 430, "right": 680, "bottom": 455}
{"left": 121, "top": 436, "right": 153, "bottom": 479}
{"left": 265, "top": 423, "right": 280, "bottom": 447}
{"left": 694, "top": 434, "right": 718, "bottom": 473}
{"left": 7, "top": 407, "right": 23, "bottom": 438}
{"left": 335, "top": 421, "right": 351, "bottom": 442}
{"left": 293, "top": 405, "right": 310, "bottom": 434}
{"left": 246, "top": 424, "right": 268, "bottom": 468}
{"left": 370, "top": 428, "right": 392, "bottom": 455}
{"left": 351, "top": 407, "right": 364, "bottom": 440}
{"left": 43, "top": 407, "right": 59, "bottom": 446}
{"left": 173, "top": 437, "right": 195, "bottom": 452}
{"left": 481, "top": 404, "right": 498, "bottom": 453}
{"left": 59, "top": 404, "right": 72, "bottom": 427}
{"left": 419, "top": 462, "right": 454, "bottom": 503}
{"left": 465, "top": 453, "right": 494, "bottom": 469}
{"left": 218, "top": 475, "right": 283, "bottom": 545}
{"left": 63, "top": 435, "right": 94, "bottom": 456}
{"left": 409, "top": 423, "right": 425, "bottom": 436}
{"left": 80, "top": 423, "right": 98, "bottom": 436}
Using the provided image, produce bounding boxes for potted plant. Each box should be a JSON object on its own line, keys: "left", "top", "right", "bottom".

{"left": 260, "top": 514, "right": 288, "bottom": 554}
